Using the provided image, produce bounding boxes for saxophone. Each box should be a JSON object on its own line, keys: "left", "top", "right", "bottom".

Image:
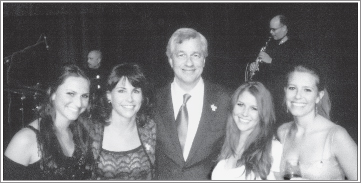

{"left": 245, "top": 36, "right": 272, "bottom": 81}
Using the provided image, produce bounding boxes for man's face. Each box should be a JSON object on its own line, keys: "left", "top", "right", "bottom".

{"left": 269, "top": 18, "right": 287, "bottom": 41}
{"left": 87, "top": 51, "right": 101, "bottom": 69}
{"left": 168, "top": 38, "right": 205, "bottom": 89}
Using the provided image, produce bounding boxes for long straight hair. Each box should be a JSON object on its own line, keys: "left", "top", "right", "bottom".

{"left": 218, "top": 81, "right": 275, "bottom": 180}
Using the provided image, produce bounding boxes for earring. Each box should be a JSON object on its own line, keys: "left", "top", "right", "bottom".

{"left": 286, "top": 107, "right": 289, "bottom": 113}
{"left": 315, "top": 106, "right": 318, "bottom": 115}
{"left": 108, "top": 100, "right": 111, "bottom": 103}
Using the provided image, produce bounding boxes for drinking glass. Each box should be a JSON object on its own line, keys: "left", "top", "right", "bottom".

{"left": 283, "top": 159, "right": 302, "bottom": 180}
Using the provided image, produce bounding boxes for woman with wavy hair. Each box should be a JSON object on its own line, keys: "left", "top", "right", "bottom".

{"left": 4, "top": 63, "right": 94, "bottom": 180}
{"left": 212, "top": 81, "right": 282, "bottom": 180}
{"left": 86, "top": 62, "right": 156, "bottom": 180}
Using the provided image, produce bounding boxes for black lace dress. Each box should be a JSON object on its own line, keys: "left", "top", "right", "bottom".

{"left": 94, "top": 145, "right": 152, "bottom": 180}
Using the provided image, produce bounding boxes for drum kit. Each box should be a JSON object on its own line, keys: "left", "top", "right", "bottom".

{"left": 4, "top": 80, "right": 46, "bottom": 128}
{"left": 3, "top": 33, "right": 50, "bottom": 142}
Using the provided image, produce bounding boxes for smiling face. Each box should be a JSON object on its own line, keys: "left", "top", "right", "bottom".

{"left": 107, "top": 77, "right": 143, "bottom": 122}
{"left": 168, "top": 38, "right": 205, "bottom": 90}
{"left": 285, "top": 71, "right": 323, "bottom": 118}
{"left": 52, "top": 76, "right": 90, "bottom": 122}
{"left": 232, "top": 90, "right": 260, "bottom": 134}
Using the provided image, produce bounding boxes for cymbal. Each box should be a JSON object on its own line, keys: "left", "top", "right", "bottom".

{"left": 4, "top": 88, "right": 45, "bottom": 96}
{"left": 6, "top": 79, "right": 45, "bottom": 92}
{"left": 17, "top": 85, "right": 45, "bottom": 92}
{"left": 5, "top": 83, "right": 45, "bottom": 92}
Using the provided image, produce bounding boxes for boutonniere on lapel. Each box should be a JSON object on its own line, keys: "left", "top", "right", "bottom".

{"left": 211, "top": 104, "right": 217, "bottom": 112}
{"left": 144, "top": 143, "right": 151, "bottom": 151}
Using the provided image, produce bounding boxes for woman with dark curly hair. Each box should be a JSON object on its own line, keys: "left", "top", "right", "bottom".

{"left": 4, "top": 63, "right": 94, "bottom": 180}
{"left": 86, "top": 62, "right": 156, "bottom": 180}
{"left": 212, "top": 81, "right": 283, "bottom": 180}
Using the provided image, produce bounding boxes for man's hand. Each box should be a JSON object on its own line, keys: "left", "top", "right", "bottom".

{"left": 258, "top": 51, "right": 272, "bottom": 63}
{"left": 249, "top": 61, "right": 259, "bottom": 72}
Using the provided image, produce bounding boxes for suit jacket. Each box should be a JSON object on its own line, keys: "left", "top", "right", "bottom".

{"left": 154, "top": 80, "right": 231, "bottom": 180}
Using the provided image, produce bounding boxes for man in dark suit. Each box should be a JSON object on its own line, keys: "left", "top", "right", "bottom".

{"left": 154, "top": 28, "right": 231, "bottom": 180}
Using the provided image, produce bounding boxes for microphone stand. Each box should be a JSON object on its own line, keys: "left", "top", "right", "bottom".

{"left": 3, "top": 34, "right": 49, "bottom": 65}
{"left": 4, "top": 34, "right": 49, "bottom": 135}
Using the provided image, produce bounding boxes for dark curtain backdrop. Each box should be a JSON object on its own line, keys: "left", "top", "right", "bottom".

{"left": 2, "top": 3, "right": 358, "bottom": 145}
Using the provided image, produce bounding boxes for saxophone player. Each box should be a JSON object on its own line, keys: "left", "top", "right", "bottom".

{"left": 249, "top": 14, "right": 305, "bottom": 128}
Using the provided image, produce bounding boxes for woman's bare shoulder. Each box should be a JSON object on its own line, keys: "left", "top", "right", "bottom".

{"left": 277, "top": 121, "right": 293, "bottom": 143}
{"left": 4, "top": 122, "right": 39, "bottom": 165}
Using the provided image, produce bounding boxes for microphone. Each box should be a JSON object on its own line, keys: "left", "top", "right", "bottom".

{"left": 44, "top": 35, "right": 49, "bottom": 50}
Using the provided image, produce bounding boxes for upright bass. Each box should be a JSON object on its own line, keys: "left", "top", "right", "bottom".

{"left": 245, "top": 37, "right": 272, "bottom": 81}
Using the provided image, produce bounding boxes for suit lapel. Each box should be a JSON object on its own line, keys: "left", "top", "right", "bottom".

{"left": 186, "top": 81, "right": 217, "bottom": 164}
{"left": 158, "top": 85, "right": 184, "bottom": 161}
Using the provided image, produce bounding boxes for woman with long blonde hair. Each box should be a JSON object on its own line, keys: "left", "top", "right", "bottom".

{"left": 278, "top": 64, "right": 357, "bottom": 180}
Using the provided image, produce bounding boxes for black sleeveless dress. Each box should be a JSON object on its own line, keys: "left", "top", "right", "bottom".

{"left": 4, "top": 125, "right": 94, "bottom": 180}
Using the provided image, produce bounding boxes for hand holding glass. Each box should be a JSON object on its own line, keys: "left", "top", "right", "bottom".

{"left": 283, "top": 159, "right": 302, "bottom": 180}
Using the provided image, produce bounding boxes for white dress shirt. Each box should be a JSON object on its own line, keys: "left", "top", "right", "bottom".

{"left": 171, "top": 78, "right": 204, "bottom": 161}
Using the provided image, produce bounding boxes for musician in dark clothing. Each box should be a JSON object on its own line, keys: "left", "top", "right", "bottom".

{"left": 250, "top": 15, "right": 305, "bottom": 129}
{"left": 84, "top": 49, "right": 108, "bottom": 112}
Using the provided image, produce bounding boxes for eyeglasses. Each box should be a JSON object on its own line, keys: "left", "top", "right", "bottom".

{"left": 270, "top": 25, "right": 284, "bottom": 32}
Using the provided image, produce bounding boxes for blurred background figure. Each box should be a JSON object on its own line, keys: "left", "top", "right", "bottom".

{"left": 87, "top": 49, "right": 103, "bottom": 70}
{"left": 84, "top": 49, "right": 109, "bottom": 114}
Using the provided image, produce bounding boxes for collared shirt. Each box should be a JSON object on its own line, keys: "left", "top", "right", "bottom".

{"left": 171, "top": 78, "right": 204, "bottom": 161}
